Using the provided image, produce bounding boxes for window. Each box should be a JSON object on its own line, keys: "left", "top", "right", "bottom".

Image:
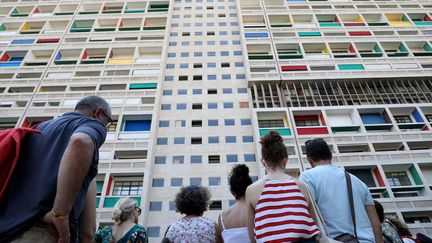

{"left": 161, "top": 104, "right": 171, "bottom": 110}
{"left": 244, "top": 154, "right": 256, "bottom": 162}
{"left": 178, "top": 89, "right": 187, "bottom": 95}
{"left": 191, "top": 155, "right": 202, "bottom": 164}
{"left": 165, "top": 76, "right": 174, "bottom": 82}
{"left": 175, "top": 120, "right": 186, "bottom": 127}
{"left": 208, "top": 52, "right": 216, "bottom": 57}
{"left": 180, "top": 63, "right": 189, "bottom": 68}
{"left": 259, "top": 120, "right": 285, "bottom": 128}
{"left": 147, "top": 227, "right": 160, "bottom": 238}
{"left": 174, "top": 137, "right": 185, "bottom": 144}
{"left": 194, "top": 63, "right": 202, "bottom": 68}
{"left": 169, "top": 201, "right": 176, "bottom": 211}
{"left": 190, "top": 177, "right": 202, "bottom": 186}
{"left": 394, "top": 115, "right": 412, "bottom": 123}
{"left": 157, "top": 138, "right": 168, "bottom": 145}
{"left": 208, "top": 89, "right": 217, "bottom": 94}
{"left": 208, "top": 136, "right": 219, "bottom": 144}
{"left": 149, "top": 201, "right": 162, "bottom": 211}
{"left": 159, "top": 120, "right": 169, "bottom": 127}
{"left": 209, "top": 177, "right": 221, "bottom": 186}
{"left": 386, "top": 172, "right": 411, "bottom": 186}
{"left": 223, "top": 102, "right": 233, "bottom": 109}
{"left": 208, "top": 74, "right": 217, "bottom": 80}
{"left": 193, "top": 89, "right": 202, "bottom": 95}
{"left": 192, "top": 120, "right": 202, "bottom": 127}
{"left": 194, "top": 52, "right": 202, "bottom": 57}
{"left": 173, "top": 156, "right": 184, "bottom": 164}
{"left": 179, "top": 76, "right": 188, "bottom": 81}
{"left": 227, "top": 154, "right": 238, "bottom": 163}
{"left": 176, "top": 103, "right": 187, "bottom": 110}
{"left": 242, "top": 136, "right": 254, "bottom": 143}
{"left": 166, "top": 64, "right": 175, "bottom": 69}
{"left": 193, "top": 75, "right": 202, "bottom": 81}
{"left": 208, "top": 155, "right": 220, "bottom": 163}
{"left": 235, "top": 62, "right": 244, "bottom": 68}
{"left": 191, "top": 137, "right": 202, "bottom": 144}
{"left": 208, "top": 120, "right": 218, "bottom": 126}
{"left": 209, "top": 200, "right": 222, "bottom": 210}
{"left": 168, "top": 53, "right": 176, "bottom": 58}
{"left": 163, "top": 90, "right": 172, "bottom": 96}
{"left": 295, "top": 117, "right": 320, "bottom": 127}
{"left": 112, "top": 180, "right": 142, "bottom": 196}
{"left": 347, "top": 169, "right": 376, "bottom": 187}
{"left": 222, "top": 74, "right": 231, "bottom": 80}
{"left": 152, "top": 178, "right": 164, "bottom": 187}
{"left": 155, "top": 156, "right": 166, "bottom": 164}
{"left": 239, "top": 102, "right": 249, "bottom": 108}
{"left": 224, "top": 119, "right": 235, "bottom": 126}
{"left": 208, "top": 103, "right": 218, "bottom": 109}
{"left": 193, "top": 104, "right": 203, "bottom": 110}
{"left": 181, "top": 52, "right": 189, "bottom": 57}
{"left": 225, "top": 136, "right": 236, "bottom": 143}
{"left": 241, "top": 119, "right": 251, "bottom": 125}
{"left": 238, "top": 88, "right": 247, "bottom": 93}
{"left": 171, "top": 178, "right": 183, "bottom": 186}
{"left": 222, "top": 88, "right": 232, "bottom": 94}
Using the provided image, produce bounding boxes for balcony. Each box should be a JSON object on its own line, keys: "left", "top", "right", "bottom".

{"left": 293, "top": 111, "right": 328, "bottom": 135}
{"left": 420, "top": 107, "right": 432, "bottom": 126}
{"left": 381, "top": 42, "right": 409, "bottom": 57}
{"left": 119, "top": 18, "right": 142, "bottom": 31}
{"left": 346, "top": 167, "right": 387, "bottom": 197}
{"left": 268, "top": 15, "right": 292, "bottom": 28}
{"left": 329, "top": 43, "right": 357, "bottom": 58}
{"left": 339, "top": 14, "right": 366, "bottom": 26}
{"left": 54, "top": 49, "right": 81, "bottom": 65}
{"left": 356, "top": 42, "right": 383, "bottom": 58}
{"left": 383, "top": 164, "right": 425, "bottom": 195}
{"left": 102, "top": 3, "right": 124, "bottom": 14}
{"left": 385, "top": 13, "right": 412, "bottom": 27}
{"left": 32, "top": 5, "right": 55, "bottom": 17}
{"left": 390, "top": 107, "right": 426, "bottom": 131}
{"left": 326, "top": 109, "right": 361, "bottom": 133}
{"left": 243, "top": 15, "right": 266, "bottom": 28}
{"left": 70, "top": 20, "right": 94, "bottom": 32}
{"left": 317, "top": 14, "right": 342, "bottom": 27}
{"left": 136, "top": 47, "right": 162, "bottom": 64}
{"left": 0, "top": 51, "right": 27, "bottom": 67}
{"left": 43, "top": 21, "right": 68, "bottom": 34}
{"left": 257, "top": 111, "right": 292, "bottom": 136}
{"left": 408, "top": 13, "right": 432, "bottom": 26}
{"left": 148, "top": 2, "right": 169, "bottom": 12}
{"left": 80, "top": 48, "right": 108, "bottom": 64}
{"left": 54, "top": 4, "right": 77, "bottom": 16}
{"left": 143, "top": 17, "right": 166, "bottom": 30}
{"left": 20, "top": 22, "right": 45, "bottom": 34}
{"left": 24, "top": 50, "right": 53, "bottom": 66}
{"left": 276, "top": 43, "right": 302, "bottom": 59}
{"left": 94, "top": 19, "right": 118, "bottom": 32}
{"left": 79, "top": 3, "right": 101, "bottom": 15}
{"left": 247, "top": 44, "right": 274, "bottom": 60}
{"left": 0, "top": 22, "right": 21, "bottom": 36}
{"left": 292, "top": 15, "right": 316, "bottom": 28}
{"left": 125, "top": 2, "right": 147, "bottom": 13}
{"left": 359, "top": 108, "right": 393, "bottom": 132}
{"left": 406, "top": 41, "right": 432, "bottom": 57}
{"left": 303, "top": 43, "right": 330, "bottom": 60}
{"left": 11, "top": 6, "right": 34, "bottom": 17}
{"left": 107, "top": 48, "right": 134, "bottom": 64}
{"left": 363, "top": 13, "right": 388, "bottom": 26}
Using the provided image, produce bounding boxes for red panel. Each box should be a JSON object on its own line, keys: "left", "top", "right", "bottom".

{"left": 119, "top": 21, "right": 124, "bottom": 27}
{"left": 334, "top": 16, "right": 340, "bottom": 23}
{"left": 422, "top": 126, "right": 429, "bottom": 131}
{"left": 297, "top": 127, "right": 329, "bottom": 135}
{"left": 348, "top": 31, "right": 371, "bottom": 36}
{"left": 82, "top": 51, "right": 88, "bottom": 59}
{"left": 373, "top": 167, "right": 385, "bottom": 187}
{"left": 344, "top": 23, "right": 365, "bottom": 27}
{"left": 281, "top": 65, "right": 308, "bottom": 71}
{"left": 348, "top": 44, "right": 356, "bottom": 53}
{"left": 105, "top": 176, "right": 112, "bottom": 195}
{"left": 33, "top": 8, "right": 40, "bottom": 14}
{"left": 294, "top": 115, "right": 318, "bottom": 121}
{"left": 37, "top": 38, "right": 60, "bottom": 43}
{"left": 22, "top": 119, "right": 30, "bottom": 128}
{"left": 424, "top": 15, "right": 432, "bottom": 22}
{"left": 319, "top": 113, "right": 326, "bottom": 126}
{"left": 0, "top": 53, "right": 10, "bottom": 62}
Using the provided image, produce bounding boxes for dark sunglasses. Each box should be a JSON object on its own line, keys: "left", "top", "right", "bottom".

{"left": 99, "top": 109, "right": 113, "bottom": 128}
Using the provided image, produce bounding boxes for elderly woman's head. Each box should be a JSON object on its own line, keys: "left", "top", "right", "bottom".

{"left": 112, "top": 198, "right": 141, "bottom": 224}
{"left": 174, "top": 185, "right": 211, "bottom": 216}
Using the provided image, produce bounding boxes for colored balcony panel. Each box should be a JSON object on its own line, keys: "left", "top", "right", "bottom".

{"left": 243, "top": 15, "right": 266, "bottom": 28}
{"left": 364, "top": 14, "right": 388, "bottom": 26}
{"left": 292, "top": 15, "right": 317, "bottom": 28}
{"left": 303, "top": 43, "right": 331, "bottom": 60}
{"left": 79, "top": 3, "right": 101, "bottom": 14}
{"left": 108, "top": 48, "right": 134, "bottom": 64}
{"left": 0, "top": 51, "right": 27, "bottom": 67}
{"left": 245, "top": 33, "right": 269, "bottom": 38}
{"left": 281, "top": 65, "right": 308, "bottom": 71}
{"left": 11, "top": 7, "right": 33, "bottom": 17}
{"left": 20, "top": 22, "right": 45, "bottom": 34}
{"left": 0, "top": 22, "right": 21, "bottom": 36}
{"left": 37, "top": 38, "right": 60, "bottom": 44}
{"left": 257, "top": 111, "right": 291, "bottom": 136}
{"left": 24, "top": 50, "right": 53, "bottom": 66}
{"left": 70, "top": 20, "right": 94, "bottom": 32}
{"left": 406, "top": 42, "right": 432, "bottom": 57}
{"left": 102, "top": 3, "right": 124, "bottom": 14}
{"left": 386, "top": 14, "right": 412, "bottom": 27}
{"left": 143, "top": 17, "right": 167, "bottom": 30}
{"left": 32, "top": 5, "right": 55, "bottom": 17}
{"left": 381, "top": 42, "right": 409, "bottom": 57}
{"left": 54, "top": 4, "right": 77, "bottom": 16}
{"left": 330, "top": 43, "right": 357, "bottom": 58}
{"left": 81, "top": 48, "right": 108, "bottom": 64}
{"left": 294, "top": 112, "right": 328, "bottom": 135}
{"left": 339, "top": 14, "right": 366, "bottom": 26}
{"left": 123, "top": 120, "right": 151, "bottom": 132}
{"left": 317, "top": 14, "right": 341, "bottom": 27}
{"left": 54, "top": 49, "right": 81, "bottom": 65}
{"left": 247, "top": 44, "right": 273, "bottom": 60}
{"left": 94, "top": 19, "right": 118, "bottom": 32}
{"left": 390, "top": 107, "right": 426, "bottom": 130}
{"left": 346, "top": 168, "right": 378, "bottom": 188}
{"left": 359, "top": 109, "right": 393, "bottom": 131}
{"left": 348, "top": 31, "right": 371, "bottom": 36}
{"left": 338, "top": 64, "right": 364, "bottom": 71}
{"left": 11, "top": 39, "right": 34, "bottom": 45}
{"left": 259, "top": 128, "right": 291, "bottom": 136}
{"left": 268, "top": 15, "right": 292, "bottom": 27}
{"left": 125, "top": 2, "right": 146, "bottom": 13}
{"left": 326, "top": 109, "right": 361, "bottom": 133}
{"left": 276, "top": 43, "right": 303, "bottom": 59}
{"left": 130, "top": 83, "right": 157, "bottom": 90}
{"left": 104, "top": 197, "right": 141, "bottom": 208}
{"left": 298, "top": 31, "right": 321, "bottom": 37}
{"left": 297, "top": 127, "right": 328, "bottom": 135}
{"left": 148, "top": 3, "right": 169, "bottom": 12}
{"left": 119, "top": 18, "right": 142, "bottom": 31}
{"left": 408, "top": 13, "right": 432, "bottom": 26}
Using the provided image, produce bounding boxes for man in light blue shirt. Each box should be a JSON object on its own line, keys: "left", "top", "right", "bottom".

{"left": 299, "top": 138, "right": 382, "bottom": 243}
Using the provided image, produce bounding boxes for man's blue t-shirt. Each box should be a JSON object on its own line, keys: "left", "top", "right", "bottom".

{"left": 299, "top": 164, "right": 375, "bottom": 243}
{"left": 0, "top": 112, "right": 106, "bottom": 242}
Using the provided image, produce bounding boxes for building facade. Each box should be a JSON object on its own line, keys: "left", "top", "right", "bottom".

{"left": 0, "top": 0, "right": 431, "bottom": 241}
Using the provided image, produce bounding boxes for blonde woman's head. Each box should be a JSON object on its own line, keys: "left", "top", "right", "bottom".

{"left": 112, "top": 198, "right": 141, "bottom": 224}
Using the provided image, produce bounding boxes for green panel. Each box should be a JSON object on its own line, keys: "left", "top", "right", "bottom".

{"left": 278, "top": 54, "right": 303, "bottom": 59}
{"left": 148, "top": 9, "right": 168, "bottom": 12}
{"left": 96, "top": 181, "right": 104, "bottom": 193}
{"left": 130, "top": 83, "right": 157, "bottom": 89}
{"left": 248, "top": 55, "right": 273, "bottom": 60}
{"left": 119, "top": 27, "right": 141, "bottom": 31}
{"left": 54, "top": 60, "right": 77, "bottom": 65}
{"left": 374, "top": 44, "right": 382, "bottom": 53}
{"left": 364, "top": 124, "right": 393, "bottom": 131}
{"left": 20, "top": 31, "right": 40, "bottom": 34}
{"left": 81, "top": 59, "right": 105, "bottom": 64}
{"left": 423, "top": 43, "right": 432, "bottom": 52}
{"left": 0, "top": 24, "right": 6, "bottom": 31}
{"left": 409, "top": 165, "right": 423, "bottom": 185}
{"left": 338, "top": 64, "right": 364, "bottom": 70}
{"left": 298, "top": 32, "right": 321, "bottom": 37}
{"left": 398, "top": 123, "right": 425, "bottom": 129}
{"left": 319, "top": 23, "right": 342, "bottom": 27}
{"left": 103, "top": 196, "right": 141, "bottom": 207}
{"left": 96, "top": 197, "right": 100, "bottom": 207}
{"left": 125, "top": 9, "right": 145, "bottom": 13}
{"left": 391, "top": 186, "right": 424, "bottom": 192}
{"left": 142, "top": 26, "right": 166, "bottom": 30}
{"left": 102, "top": 10, "right": 122, "bottom": 14}
{"left": 79, "top": 11, "right": 99, "bottom": 14}
{"left": 399, "top": 43, "right": 408, "bottom": 52}
{"left": 70, "top": 28, "right": 91, "bottom": 32}
{"left": 414, "top": 21, "right": 432, "bottom": 26}
{"left": 24, "top": 62, "right": 47, "bottom": 66}
{"left": 368, "top": 22, "right": 388, "bottom": 26}
{"left": 259, "top": 128, "right": 291, "bottom": 136}
{"left": 271, "top": 24, "right": 292, "bottom": 27}
{"left": 402, "top": 15, "right": 410, "bottom": 22}
{"left": 360, "top": 53, "right": 383, "bottom": 57}
{"left": 383, "top": 190, "right": 390, "bottom": 198}
{"left": 387, "top": 52, "right": 409, "bottom": 57}
{"left": 334, "top": 54, "right": 357, "bottom": 58}
{"left": 55, "top": 12, "right": 74, "bottom": 16}
{"left": 331, "top": 126, "right": 360, "bottom": 132}
{"left": 94, "top": 28, "right": 116, "bottom": 32}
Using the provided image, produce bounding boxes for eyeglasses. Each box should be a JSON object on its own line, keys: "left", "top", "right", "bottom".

{"left": 99, "top": 109, "right": 113, "bottom": 128}
{"left": 135, "top": 207, "right": 142, "bottom": 216}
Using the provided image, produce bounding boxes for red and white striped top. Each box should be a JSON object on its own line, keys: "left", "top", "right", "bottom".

{"left": 254, "top": 179, "right": 319, "bottom": 243}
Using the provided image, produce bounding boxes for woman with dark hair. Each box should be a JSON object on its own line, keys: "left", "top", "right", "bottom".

{"left": 165, "top": 185, "right": 217, "bottom": 242}
{"left": 374, "top": 200, "right": 403, "bottom": 243}
{"left": 245, "top": 131, "right": 319, "bottom": 243}
{"left": 216, "top": 164, "right": 253, "bottom": 242}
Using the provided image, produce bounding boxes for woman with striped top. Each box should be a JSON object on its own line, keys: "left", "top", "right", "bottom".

{"left": 245, "top": 131, "right": 320, "bottom": 243}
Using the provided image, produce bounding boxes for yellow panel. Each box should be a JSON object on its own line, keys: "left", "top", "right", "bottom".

{"left": 283, "top": 115, "right": 290, "bottom": 128}
{"left": 356, "top": 16, "right": 364, "bottom": 23}
{"left": 21, "top": 24, "right": 29, "bottom": 30}
{"left": 389, "top": 21, "right": 412, "bottom": 27}
{"left": 324, "top": 46, "right": 329, "bottom": 54}
{"left": 107, "top": 58, "right": 133, "bottom": 64}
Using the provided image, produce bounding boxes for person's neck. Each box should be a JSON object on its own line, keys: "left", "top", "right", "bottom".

{"left": 311, "top": 160, "right": 332, "bottom": 168}
{"left": 266, "top": 167, "right": 290, "bottom": 180}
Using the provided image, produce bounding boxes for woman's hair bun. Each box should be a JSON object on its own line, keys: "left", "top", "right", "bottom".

{"left": 231, "top": 164, "right": 249, "bottom": 177}
{"left": 260, "top": 131, "right": 283, "bottom": 147}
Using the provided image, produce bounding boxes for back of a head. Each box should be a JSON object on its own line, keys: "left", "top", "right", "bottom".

{"left": 260, "top": 131, "right": 288, "bottom": 168}
{"left": 373, "top": 200, "right": 384, "bottom": 223}
{"left": 229, "top": 164, "right": 252, "bottom": 200}
{"left": 305, "top": 138, "right": 332, "bottom": 162}
{"left": 112, "top": 197, "right": 138, "bottom": 224}
{"left": 74, "top": 95, "right": 111, "bottom": 114}
{"left": 174, "top": 185, "right": 211, "bottom": 216}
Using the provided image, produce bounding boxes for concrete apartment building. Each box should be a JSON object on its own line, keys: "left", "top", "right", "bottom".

{"left": 0, "top": 0, "right": 431, "bottom": 241}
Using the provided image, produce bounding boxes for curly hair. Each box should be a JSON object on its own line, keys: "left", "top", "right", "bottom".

{"left": 174, "top": 185, "right": 211, "bottom": 216}
{"left": 260, "top": 131, "right": 288, "bottom": 169}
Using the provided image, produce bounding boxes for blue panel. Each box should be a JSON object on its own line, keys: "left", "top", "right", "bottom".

{"left": 245, "top": 33, "right": 268, "bottom": 38}
{"left": 11, "top": 39, "right": 34, "bottom": 44}
{"left": 10, "top": 57, "right": 24, "bottom": 61}
{"left": 55, "top": 52, "right": 62, "bottom": 60}
{"left": 361, "top": 114, "right": 386, "bottom": 124}
{"left": 124, "top": 120, "right": 151, "bottom": 131}
{"left": 412, "top": 109, "right": 424, "bottom": 123}
{"left": 0, "top": 62, "right": 21, "bottom": 67}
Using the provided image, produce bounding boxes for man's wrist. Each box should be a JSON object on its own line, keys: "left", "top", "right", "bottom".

{"left": 51, "top": 208, "right": 69, "bottom": 221}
